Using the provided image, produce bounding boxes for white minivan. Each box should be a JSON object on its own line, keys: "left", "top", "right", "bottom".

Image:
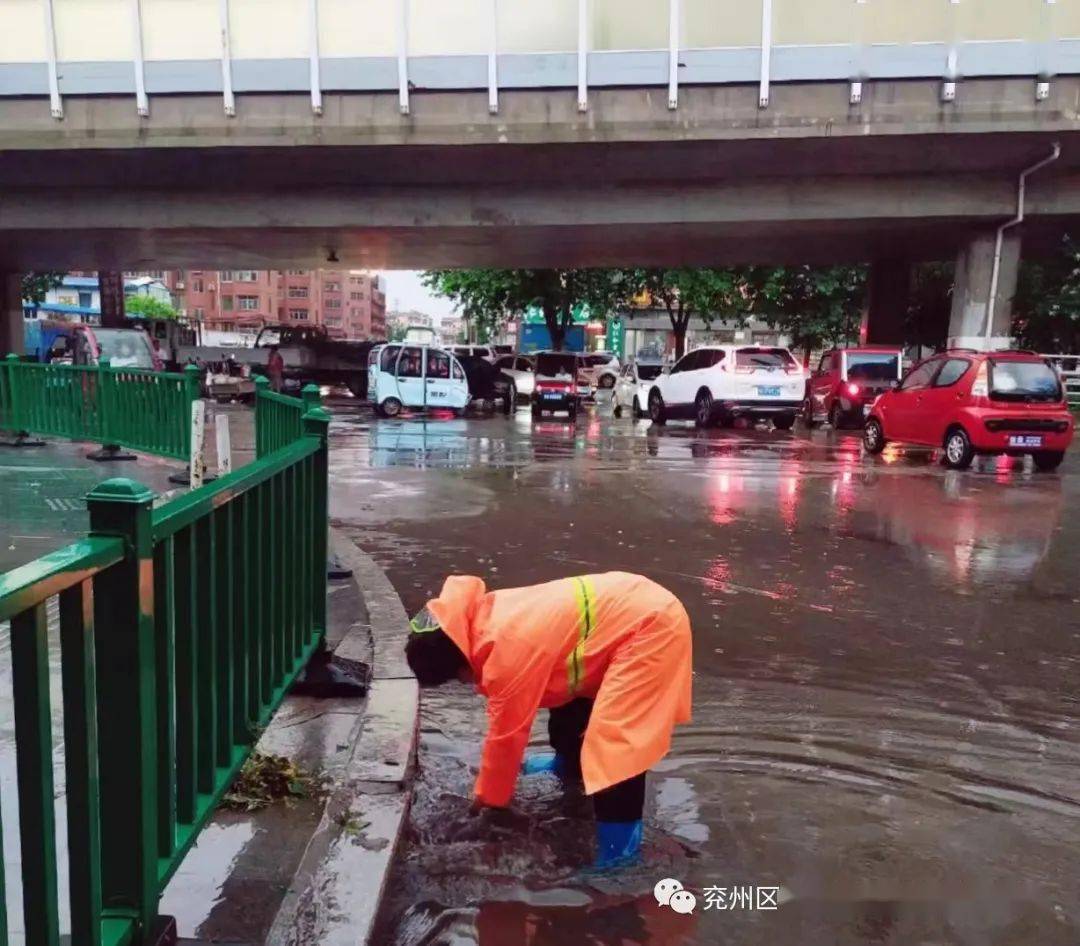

{"left": 368, "top": 343, "right": 470, "bottom": 417}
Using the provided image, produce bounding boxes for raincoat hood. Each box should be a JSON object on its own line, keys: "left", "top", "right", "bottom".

{"left": 425, "top": 575, "right": 488, "bottom": 669}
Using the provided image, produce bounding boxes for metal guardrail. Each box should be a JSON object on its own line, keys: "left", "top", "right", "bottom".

{"left": 0, "top": 388, "right": 330, "bottom": 946}
{"left": 254, "top": 377, "right": 322, "bottom": 459}
{"left": 0, "top": 356, "right": 200, "bottom": 461}
{"left": 1042, "top": 353, "right": 1080, "bottom": 408}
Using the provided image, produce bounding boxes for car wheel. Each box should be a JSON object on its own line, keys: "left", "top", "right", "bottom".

{"left": 1032, "top": 450, "right": 1065, "bottom": 472}
{"left": 632, "top": 397, "right": 643, "bottom": 420}
{"left": 773, "top": 413, "right": 795, "bottom": 431}
{"left": 863, "top": 417, "right": 886, "bottom": 454}
{"left": 503, "top": 384, "right": 515, "bottom": 415}
{"left": 567, "top": 402, "right": 578, "bottom": 421}
{"left": 649, "top": 390, "right": 666, "bottom": 425}
{"left": 942, "top": 427, "right": 975, "bottom": 470}
{"left": 381, "top": 397, "right": 402, "bottom": 418}
{"left": 694, "top": 390, "right": 715, "bottom": 428}
{"left": 613, "top": 402, "right": 623, "bottom": 418}
{"left": 802, "top": 398, "right": 817, "bottom": 428}
{"left": 828, "top": 402, "right": 845, "bottom": 430}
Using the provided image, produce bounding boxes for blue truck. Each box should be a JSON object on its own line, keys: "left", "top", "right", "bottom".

{"left": 520, "top": 323, "right": 586, "bottom": 353}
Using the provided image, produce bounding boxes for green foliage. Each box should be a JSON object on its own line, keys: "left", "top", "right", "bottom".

{"left": 1013, "top": 236, "right": 1080, "bottom": 353}
{"left": 738, "top": 265, "right": 867, "bottom": 358}
{"left": 423, "top": 269, "right": 639, "bottom": 350}
{"left": 221, "top": 752, "right": 321, "bottom": 812}
{"left": 906, "top": 263, "right": 953, "bottom": 353}
{"left": 20, "top": 272, "right": 65, "bottom": 305}
{"left": 640, "top": 268, "right": 743, "bottom": 358}
{"left": 124, "top": 294, "right": 180, "bottom": 320}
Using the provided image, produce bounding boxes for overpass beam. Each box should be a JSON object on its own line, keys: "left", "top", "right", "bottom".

{"left": 947, "top": 232, "right": 1020, "bottom": 350}
{"left": 862, "top": 259, "right": 911, "bottom": 346}
{"left": 1, "top": 272, "right": 23, "bottom": 356}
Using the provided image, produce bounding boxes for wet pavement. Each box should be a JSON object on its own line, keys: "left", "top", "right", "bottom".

{"left": 324, "top": 401, "right": 1080, "bottom": 946}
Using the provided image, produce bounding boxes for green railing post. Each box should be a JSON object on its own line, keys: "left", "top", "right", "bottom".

{"left": 87, "top": 359, "right": 137, "bottom": 462}
{"left": 301, "top": 383, "right": 321, "bottom": 414}
{"left": 254, "top": 375, "right": 269, "bottom": 458}
{"left": 182, "top": 364, "right": 201, "bottom": 459}
{"left": 302, "top": 406, "right": 330, "bottom": 637}
{"left": 1, "top": 352, "right": 45, "bottom": 447}
{"left": 86, "top": 478, "right": 161, "bottom": 941}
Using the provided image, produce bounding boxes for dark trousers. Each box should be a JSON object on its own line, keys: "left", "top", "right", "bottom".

{"left": 548, "top": 697, "right": 646, "bottom": 823}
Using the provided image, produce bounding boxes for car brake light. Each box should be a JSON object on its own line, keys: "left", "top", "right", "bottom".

{"left": 847, "top": 382, "right": 859, "bottom": 396}
{"left": 971, "top": 362, "right": 989, "bottom": 398}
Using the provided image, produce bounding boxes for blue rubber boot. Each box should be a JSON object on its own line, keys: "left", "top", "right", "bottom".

{"left": 521, "top": 752, "right": 568, "bottom": 777}
{"left": 593, "top": 820, "right": 643, "bottom": 870}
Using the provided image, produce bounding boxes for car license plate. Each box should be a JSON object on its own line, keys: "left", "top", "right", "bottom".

{"left": 757, "top": 386, "right": 781, "bottom": 397}
{"left": 1008, "top": 435, "right": 1042, "bottom": 448}
{"left": 543, "top": 392, "right": 563, "bottom": 400}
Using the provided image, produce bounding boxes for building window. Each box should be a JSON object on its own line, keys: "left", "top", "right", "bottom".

{"left": 289, "top": 308, "right": 309, "bottom": 321}
{"left": 235, "top": 271, "right": 258, "bottom": 282}
{"left": 324, "top": 282, "right": 340, "bottom": 292}
{"left": 325, "top": 298, "right": 341, "bottom": 309}
{"left": 237, "top": 296, "right": 260, "bottom": 311}
{"left": 222, "top": 295, "right": 233, "bottom": 311}
{"left": 78, "top": 291, "right": 92, "bottom": 308}
{"left": 326, "top": 316, "right": 341, "bottom": 326}
{"left": 220, "top": 270, "right": 234, "bottom": 282}
{"left": 287, "top": 269, "right": 307, "bottom": 276}
{"left": 192, "top": 279, "right": 204, "bottom": 293}
{"left": 194, "top": 307, "right": 205, "bottom": 319}
{"left": 288, "top": 287, "right": 309, "bottom": 299}
{"left": 349, "top": 291, "right": 363, "bottom": 301}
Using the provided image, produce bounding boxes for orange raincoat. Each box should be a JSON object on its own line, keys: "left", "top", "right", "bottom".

{"left": 426, "top": 571, "right": 693, "bottom": 808}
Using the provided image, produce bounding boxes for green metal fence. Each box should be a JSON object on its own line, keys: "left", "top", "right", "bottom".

{"left": 0, "top": 389, "right": 330, "bottom": 945}
{"left": 0, "top": 356, "right": 200, "bottom": 461}
{"left": 254, "top": 377, "right": 322, "bottom": 459}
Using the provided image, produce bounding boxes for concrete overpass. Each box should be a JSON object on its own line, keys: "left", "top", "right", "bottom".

{"left": 3, "top": 0, "right": 1080, "bottom": 350}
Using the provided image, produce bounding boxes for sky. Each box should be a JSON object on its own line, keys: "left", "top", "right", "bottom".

{"left": 377, "top": 270, "right": 457, "bottom": 319}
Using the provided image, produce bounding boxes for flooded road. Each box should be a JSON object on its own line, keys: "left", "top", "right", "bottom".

{"left": 327, "top": 404, "right": 1080, "bottom": 946}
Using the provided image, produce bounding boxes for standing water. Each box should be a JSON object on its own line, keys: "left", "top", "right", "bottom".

{"left": 326, "top": 409, "right": 1080, "bottom": 945}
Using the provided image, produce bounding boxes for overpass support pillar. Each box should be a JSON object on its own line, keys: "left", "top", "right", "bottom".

{"left": 1, "top": 272, "right": 23, "bottom": 357}
{"left": 947, "top": 232, "right": 1020, "bottom": 350}
{"left": 861, "top": 259, "right": 911, "bottom": 346}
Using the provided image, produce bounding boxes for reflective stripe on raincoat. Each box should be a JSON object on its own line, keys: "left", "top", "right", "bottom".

{"left": 425, "top": 571, "right": 693, "bottom": 808}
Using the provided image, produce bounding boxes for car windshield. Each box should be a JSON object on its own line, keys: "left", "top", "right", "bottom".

{"left": 846, "top": 352, "right": 900, "bottom": 381}
{"left": 95, "top": 330, "right": 154, "bottom": 368}
{"left": 990, "top": 359, "right": 1063, "bottom": 402}
{"left": 735, "top": 348, "right": 796, "bottom": 370}
{"left": 586, "top": 354, "right": 612, "bottom": 366}
{"left": 536, "top": 353, "right": 576, "bottom": 377}
{"left": 637, "top": 364, "right": 664, "bottom": 381}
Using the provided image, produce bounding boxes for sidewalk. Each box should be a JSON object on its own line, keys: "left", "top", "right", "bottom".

{"left": 159, "top": 530, "right": 417, "bottom": 946}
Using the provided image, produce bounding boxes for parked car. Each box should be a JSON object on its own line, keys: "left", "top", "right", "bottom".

{"left": 864, "top": 349, "right": 1075, "bottom": 471}
{"left": 451, "top": 344, "right": 496, "bottom": 362}
{"left": 41, "top": 323, "right": 163, "bottom": 371}
{"left": 456, "top": 355, "right": 516, "bottom": 415}
{"left": 368, "top": 343, "right": 470, "bottom": 417}
{"left": 804, "top": 346, "right": 904, "bottom": 429}
{"left": 586, "top": 351, "right": 622, "bottom": 391}
{"left": 613, "top": 358, "right": 666, "bottom": 419}
{"left": 492, "top": 354, "right": 536, "bottom": 398}
{"left": 531, "top": 351, "right": 589, "bottom": 420}
{"left": 647, "top": 345, "right": 806, "bottom": 429}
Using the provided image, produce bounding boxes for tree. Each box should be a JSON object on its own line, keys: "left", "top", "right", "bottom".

{"left": 738, "top": 265, "right": 867, "bottom": 362}
{"left": 906, "top": 263, "right": 953, "bottom": 355}
{"left": 1012, "top": 236, "right": 1080, "bottom": 353}
{"left": 21, "top": 272, "right": 65, "bottom": 305}
{"left": 640, "top": 268, "right": 742, "bottom": 359}
{"left": 125, "top": 294, "right": 180, "bottom": 320}
{"left": 423, "top": 269, "right": 639, "bottom": 350}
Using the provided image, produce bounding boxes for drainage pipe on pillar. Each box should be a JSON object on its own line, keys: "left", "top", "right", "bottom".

{"left": 985, "top": 142, "right": 1061, "bottom": 346}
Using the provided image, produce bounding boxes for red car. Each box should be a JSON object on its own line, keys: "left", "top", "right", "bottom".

{"left": 864, "top": 350, "right": 1074, "bottom": 471}
{"left": 803, "top": 346, "right": 903, "bottom": 429}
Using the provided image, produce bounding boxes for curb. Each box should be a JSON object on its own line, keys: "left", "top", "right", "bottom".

{"left": 265, "top": 529, "right": 418, "bottom": 946}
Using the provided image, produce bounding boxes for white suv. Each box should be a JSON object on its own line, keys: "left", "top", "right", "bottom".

{"left": 647, "top": 345, "right": 805, "bottom": 429}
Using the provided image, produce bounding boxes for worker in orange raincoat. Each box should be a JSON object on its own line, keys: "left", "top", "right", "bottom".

{"left": 404, "top": 571, "right": 693, "bottom": 868}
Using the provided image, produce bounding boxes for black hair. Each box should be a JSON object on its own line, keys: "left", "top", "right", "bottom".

{"left": 404, "top": 627, "right": 468, "bottom": 687}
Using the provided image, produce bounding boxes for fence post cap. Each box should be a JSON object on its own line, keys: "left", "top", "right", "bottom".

{"left": 99, "top": 357, "right": 111, "bottom": 369}
{"left": 301, "top": 383, "right": 320, "bottom": 396}
{"left": 4, "top": 352, "right": 19, "bottom": 362}
{"left": 183, "top": 363, "right": 201, "bottom": 377}
{"left": 254, "top": 375, "right": 270, "bottom": 389}
{"left": 302, "top": 406, "right": 331, "bottom": 423}
{"left": 86, "top": 477, "right": 157, "bottom": 505}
